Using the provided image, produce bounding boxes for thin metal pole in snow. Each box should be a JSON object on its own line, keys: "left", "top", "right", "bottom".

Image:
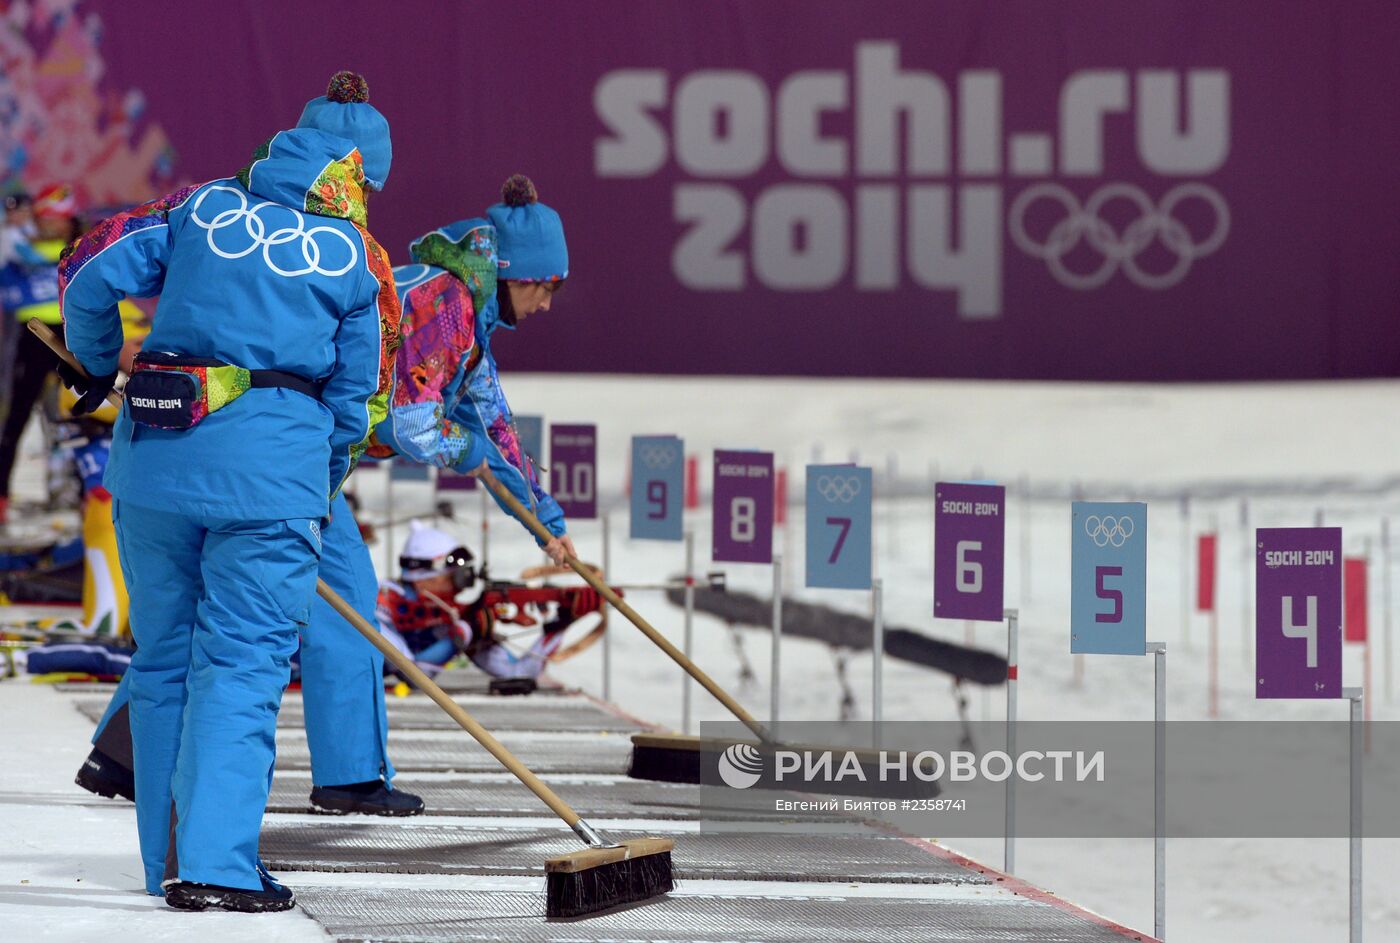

{"left": 1148, "top": 641, "right": 1167, "bottom": 940}
{"left": 1344, "top": 686, "right": 1363, "bottom": 943}
{"left": 384, "top": 459, "right": 396, "bottom": 575}
{"left": 1384, "top": 518, "right": 1393, "bottom": 704}
{"left": 479, "top": 486, "right": 490, "bottom": 573}
{"left": 872, "top": 578, "right": 884, "bottom": 748}
{"left": 601, "top": 513, "right": 612, "bottom": 702}
{"left": 1019, "top": 474, "right": 1032, "bottom": 604}
{"left": 1180, "top": 493, "right": 1190, "bottom": 649}
{"left": 682, "top": 530, "right": 695, "bottom": 735}
{"left": 1240, "top": 498, "right": 1251, "bottom": 661}
{"left": 1003, "top": 607, "right": 1019, "bottom": 875}
{"left": 771, "top": 554, "right": 783, "bottom": 730}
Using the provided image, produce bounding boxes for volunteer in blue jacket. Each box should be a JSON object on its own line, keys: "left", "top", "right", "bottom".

{"left": 57, "top": 71, "right": 398, "bottom": 913}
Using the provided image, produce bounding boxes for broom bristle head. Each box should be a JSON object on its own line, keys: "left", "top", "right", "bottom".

{"left": 545, "top": 839, "right": 674, "bottom": 918}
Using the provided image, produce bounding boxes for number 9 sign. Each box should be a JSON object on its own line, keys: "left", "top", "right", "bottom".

{"left": 713, "top": 450, "right": 774, "bottom": 564}
{"left": 934, "top": 482, "right": 1005, "bottom": 621}
{"left": 630, "top": 435, "right": 683, "bottom": 541}
{"left": 1071, "top": 501, "right": 1147, "bottom": 655}
{"left": 805, "top": 464, "right": 872, "bottom": 589}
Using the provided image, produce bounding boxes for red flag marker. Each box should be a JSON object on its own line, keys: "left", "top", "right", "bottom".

{"left": 1345, "top": 557, "right": 1368, "bottom": 643}
{"left": 1196, "top": 534, "right": 1217, "bottom": 612}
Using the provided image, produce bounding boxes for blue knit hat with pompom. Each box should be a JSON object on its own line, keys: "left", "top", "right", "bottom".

{"left": 486, "top": 175, "right": 568, "bottom": 281}
{"left": 296, "top": 71, "right": 392, "bottom": 190}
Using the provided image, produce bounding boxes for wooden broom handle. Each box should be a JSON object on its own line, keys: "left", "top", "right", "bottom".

{"left": 475, "top": 465, "right": 772, "bottom": 743}
{"left": 27, "top": 320, "right": 124, "bottom": 409}
{"left": 27, "top": 321, "right": 590, "bottom": 830}
{"left": 317, "top": 578, "right": 586, "bottom": 829}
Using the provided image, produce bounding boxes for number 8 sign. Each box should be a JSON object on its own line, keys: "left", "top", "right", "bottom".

{"left": 934, "top": 482, "right": 1005, "bottom": 621}
{"left": 712, "top": 450, "right": 773, "bottom": 564}
{"left": 1256, "top": 527, "right": 1341, "bottom": 699}
{"left": 1071, "top": 501, "right": 1147, "bottom": 655}
{"left": 805, "top": 464, "right": 872, "bottom": 589}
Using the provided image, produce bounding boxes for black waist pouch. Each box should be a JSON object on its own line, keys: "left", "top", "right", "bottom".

{"left": 124, "top": 365, "right": 209, "bottom": 430}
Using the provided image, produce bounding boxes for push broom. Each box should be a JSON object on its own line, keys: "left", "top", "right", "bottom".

{"left": 29, "top": 320, "right": 674, "bottom": 918}
{"left": 475, "top": 468, "right": 936, "bottom": 797}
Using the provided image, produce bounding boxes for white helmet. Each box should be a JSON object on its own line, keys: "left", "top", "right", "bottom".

{"left": 399, "top": 520, "right": 476, "bottom": 588}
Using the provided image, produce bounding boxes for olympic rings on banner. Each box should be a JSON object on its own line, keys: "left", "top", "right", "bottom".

{"left": 638, "top": 442, "right": 679, "bottom": 470}
{"left": 817, "top": 475, "right": 862, "bottom": 503}
{"left": 1084, "top": 515, "right": 1135, "bottom": 548}
{"left": 191, "top": 185, "right": 359, "bottom": 278}
{"left": 1009, "top": 182, "right": 1229, "bottom": 290}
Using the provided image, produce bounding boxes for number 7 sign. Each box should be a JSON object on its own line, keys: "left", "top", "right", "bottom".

{"left": 934, "top": 482, "right": 1005, "bottom": 621}
{"left": 1256, "top": 527, "right": 1342, "bottom": 699}
{"left": 805, "top": 464, "right": 872, "bottom": 589}
{"left": 1071, "top": 501, "right": 1147, "bottom": 655}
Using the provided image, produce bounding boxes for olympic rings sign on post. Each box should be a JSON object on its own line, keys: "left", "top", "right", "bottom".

{"left": 816, "top": 474, "right": 862, "bottom": 504}
{"left": 190, "top": 185, "right": 359, "bottom": 279}
{"left": 1084, "top": 514, "right": 1136, "bottom": 548}
{"left": 1009, "top": 182, "right": 1229, "bottom": 290}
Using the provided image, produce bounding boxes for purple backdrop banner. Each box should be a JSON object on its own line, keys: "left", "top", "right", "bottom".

{"left": 1255, "top": 527, "right": 1343, "bottom": 699}
{"left": 934, "top": 482, "right": 1006, "bottom": 621}
{"left": 19, "top": 2, "right": 1399, "bottom": 378}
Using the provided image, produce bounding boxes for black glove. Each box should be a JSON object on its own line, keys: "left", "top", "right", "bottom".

{"left": 55, "top": 360, "right": 118, "bottom": 416}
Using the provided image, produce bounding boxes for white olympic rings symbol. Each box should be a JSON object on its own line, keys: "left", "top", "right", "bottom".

{"left": 817, "top": 475, "right": 862, "bottom": 503}
{"left": 191, "top": 185, "right": 359, "bottom": 279}
{"left": 638, "top": 443, "right": 679, "bottom": 469}
{"left": 1084, "top": 515, "right": 1135, "bottom": 548}
{"left": 1009, "top": 182, "right": 1229, "bottom": 290}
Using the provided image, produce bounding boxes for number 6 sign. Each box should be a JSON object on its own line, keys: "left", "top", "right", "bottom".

{"left": 1071, "top": 501, "right": 1147, "bottom": 655}
{"left": 934, "top": 482, "right": 1005, "bottom": 621}
{"left": 1256, "top": 527, "right": 1342, "bottom": 699}
{"left": 805, "top": 464, "right": 872, "bottom": 589}
{"left": 712, "top": 450, "right": 773, "bottom": 564}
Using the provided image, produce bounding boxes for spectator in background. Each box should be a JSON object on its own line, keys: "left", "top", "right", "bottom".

{"left": 0, "top": 184, "right": 82, "bottom": 523}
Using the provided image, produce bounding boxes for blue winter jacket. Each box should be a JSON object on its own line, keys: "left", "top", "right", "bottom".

{"left": 376, "top": 219, "right": 566, "bottom": 541}
{"left": 59, "top": 129, "right": 399, "bottom": 520}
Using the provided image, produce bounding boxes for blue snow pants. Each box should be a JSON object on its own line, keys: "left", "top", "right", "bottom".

{"left": 93, "top": 492, "right": 393, "bottom": 799}
{"left": 112, "top": 498, "right": 321, "bottom": 894}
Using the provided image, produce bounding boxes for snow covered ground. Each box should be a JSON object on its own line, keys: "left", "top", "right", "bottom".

{"left": 3, "top": 373, "right": 1399, "bottom": 941}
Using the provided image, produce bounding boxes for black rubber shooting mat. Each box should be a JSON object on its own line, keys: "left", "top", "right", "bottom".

{"left": 274, "top": 730, "right": 634, "bottom": 774}
{"left": 259, "top": 820, "right": 986, "bottom": 884}
{"left": 68, "top": 693, "right": 643, "bottom": 733}
{"left": 296, "top": 885, "right": 1135, "bottom": 943}
{"left": 267, "top": 772, "right": 851, "bottom": 821}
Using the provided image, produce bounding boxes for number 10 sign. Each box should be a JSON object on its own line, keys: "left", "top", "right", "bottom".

{"left": 1071, "top": 502, "right": 1147, "bottom": 655}
{"left": 934, "top": 482, "right": 1005, "bottom": 621}
{"left": 1256, "top": 527, "right": 1342, "bottom": 699}
{"left": 713, "top": 450, "right": 773, "bottom": 564}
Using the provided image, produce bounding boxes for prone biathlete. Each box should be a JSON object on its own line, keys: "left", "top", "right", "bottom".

{"left": 58, "top": 71, "right": 397, "bottom": 913}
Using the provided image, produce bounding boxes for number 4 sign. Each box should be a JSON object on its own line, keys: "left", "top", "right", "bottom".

{"left": 712, "top": 450, "right": 773, "bottom": 564}
{"left": 1071, "top": 502, "right": 1147, "bottom": 655}
{"left": 934, "top": 482, "right": 1005, "bottom": 621}
{"left": 805, "top": 465, "right": 872, "bottom": 589}
{"left": 549, "top": 424, "right": 597, "bottom": 520}
{"left": 1256, "top": 527, "right": 1342, "bottom": 698}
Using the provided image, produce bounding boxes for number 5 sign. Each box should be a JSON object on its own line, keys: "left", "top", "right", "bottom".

{"left": 713, "top": 450, "right": 773, "bottom": 564}
{"left": 630, "top": 435, "right": 683, "bottom": 541}
{"left": 549, "top": 424, "right": 597, "bottom": 519}
{"left": 1071, "top": 502, "right": 1147, "bottom": 655}
{"left": 1256, "top": 527, "right": 1342, "bottom": 699}
{"left": 805, "top": 465, "right": 872, "bottom": 589}
{"left": 934, "top": 482, "right": 1005, "bottom": 621}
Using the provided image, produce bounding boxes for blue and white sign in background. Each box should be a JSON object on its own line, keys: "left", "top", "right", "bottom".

{"left": 805, "top": 465, "right": 872, "bottom": 590}
{"left": 1071, "top": 502, "right": 1147, "bottom": 656}
{"left": 515, "top": 415, "right": 544, "bottom": 466}
{"left": 630, "top": 435, "right": 684, "bottom": 541}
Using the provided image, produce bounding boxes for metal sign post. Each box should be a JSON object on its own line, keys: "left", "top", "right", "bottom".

{"left": 682, "top": 530, "right": 695, "bottom": 734}
{"left": 1345, "top": 686, "right": 1363, "bottom": 943}
{"left": 771, "top": 554, "right": 783, "bottom": 729}
{"left": 872, "top": 578, "right": 884, "bottom": 748}
{"left": 1148, "top": 640, "right": 1167, "bottom": 940}
{"left": 1003, "top": 607, "right": 1018, "bottom": 874}
{"left": 601, "top": 512, "right": 612, "bottom": 702}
